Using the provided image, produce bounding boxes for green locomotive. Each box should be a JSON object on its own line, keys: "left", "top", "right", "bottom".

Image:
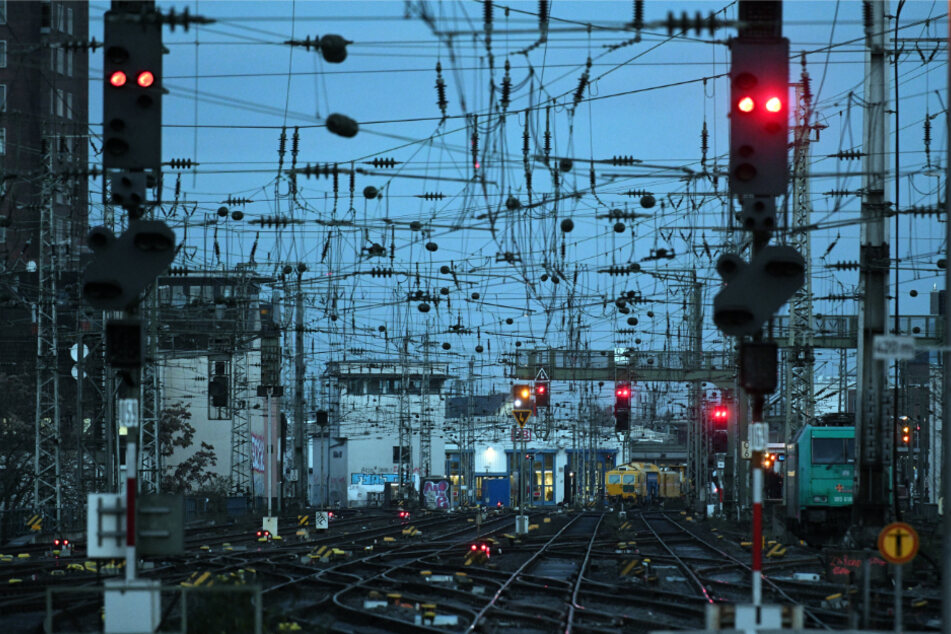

{"left": 785, "top": 423, "right": 855, "bottom": 541}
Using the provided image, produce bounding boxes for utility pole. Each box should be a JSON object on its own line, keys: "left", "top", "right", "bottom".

{"left": 851, "top": 0, "right": 892, "bottom": 539}
{"left": 398, "top": 335, "right": 409, "bottom": 499}
{"left": 294, "top": 265, "right": 306, "bottom": 506}
{"left": 465, "top": 358, "right": 475, "bottom": 505}
{"left": 687, "top": 272, "right": 704, "bottom": 513}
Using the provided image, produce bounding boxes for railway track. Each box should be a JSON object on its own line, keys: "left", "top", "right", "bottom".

{"left": 4, "top": 507, "right": 943, "bottom": 632}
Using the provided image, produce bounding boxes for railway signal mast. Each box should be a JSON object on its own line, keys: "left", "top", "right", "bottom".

{"left": 712, "top": 1, "right": 803, "bottom": 616}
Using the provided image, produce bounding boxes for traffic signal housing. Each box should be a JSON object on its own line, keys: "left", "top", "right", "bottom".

{"left": 729, "top": 37, "right": 790, "bottom": 199}
{"left": 512, "top": 384, "right": 532, "bottom": 408}
{"left": 713, "top": 246, "right": 805, "bottom": 337}
{"left": 615, "top": 382, "right": 631, "bottom": 411}
{"left": 103, "top": 10, "right": 163, "bottom": 170}
{"left": 534, "top": 381, "right": 550, "bottom": 408}
{"left": 614, "top": 381, "right": 631, "bottom": 433}
{"left": 82, "top": 220, "right": 176, "bottom": 310}
{"left": 710, "top": 403, "right": 731, "bottom": 431}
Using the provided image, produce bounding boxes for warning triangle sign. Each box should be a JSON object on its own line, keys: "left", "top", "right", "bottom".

{"left": 512, "top": 409, "right": 532, "bottom": 427}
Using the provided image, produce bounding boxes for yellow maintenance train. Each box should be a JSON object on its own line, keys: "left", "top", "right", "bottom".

{"left": 605, "top": 462, "right": 683, "bottom": 504}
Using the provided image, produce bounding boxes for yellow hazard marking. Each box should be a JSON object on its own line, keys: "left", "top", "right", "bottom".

{"left": 421, "top": 603, "right": 437, "bottom": 610}
{"left": 84, "top": 561, "right": 97, "bottom": 572}
{"left": 620, "top": 559, "right": 640, "bottom": 576}
{"left": 766, "top": 543, "right": 783, "bottom": 557}
{"left": 298, "top": 515, "right": 309, "bottom": 526}
{"left": 420, "top": 570, "right": 432, "bottom": 576}
{"left": 26, "top": 514, "right": 42, "bottom": 531}
{"left": 17, "top": 553, "right": 30, "bottom": 559}
{"left": 8, "top": 578, "right": 22, "bottom": 584}
{"left": 455, "top": 572, "right": 467, "bottom": 577}
{"left": 194, "top": 571, "right": 212, "bottom": 586}
{"left": 912, "top": 600, "right": 928, "bottom": 608}
{"left": 67, "top": 563, "right": 85, "bottom": 572}
{"left": 383, "top": 536, "right": 396, "bottom": 543}
{"left": 825, "top": 593, "right": 842, "bottom": 601}
{"left": 543, "top": 517, "right": 551, "bottom": 523}
{"left": 528, "top": 524, "right": 539, "bottom": 531}
{"left": 272, "top": 535, "right": 283, "bottom": 541}
{"left": 200, "top": 545, "right": 210, "bottom": 551}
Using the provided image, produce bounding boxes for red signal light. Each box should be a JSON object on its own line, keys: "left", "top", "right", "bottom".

{"left": 137, "top": 71, "right": 155, "bottom": 88}
{"left": 737, "top": 96, "right": 754, "bottom": 113}
{"left": 471, "top": 544, "right": 478, "bottom": 551}
{"left": 536, "top": 385, "right": 546, "bottom": 394}
{"left": 765, "top": 96, "right": 782, "bottom": 113}
{"left": 109, "top": 71, "right": 127, "bottom": 87}
{"left": 53, "top": 539, "right": 61, "bottom": 547}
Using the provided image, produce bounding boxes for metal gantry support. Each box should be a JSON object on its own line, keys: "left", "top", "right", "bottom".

{"left": 785, "top": 64, "right": 818, "bottom": 439}
{"left": 34, "top": 132, "right": 63, "bottom": 526}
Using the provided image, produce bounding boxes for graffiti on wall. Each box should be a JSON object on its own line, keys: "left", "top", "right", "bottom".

{"left": 422, "top": 479, "right": 451, "bottom": 509}
{"left": 251, "top": 433, "right": 265, "bottom": 473}
{"left": 351, "top": 473, "right": 399, "bottom": 485}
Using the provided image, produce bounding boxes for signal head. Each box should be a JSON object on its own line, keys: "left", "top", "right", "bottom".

{"left": 737, "top": 96, "right": 754, "bottom": 113}
{"left": 109, "top": 71, "right": 127, "bottom": 87}
{"left": 765, "top": 96, "right": 782, "bottom": 113}
{"left": 136, "top": 71, "right": 155, "bottom": 88}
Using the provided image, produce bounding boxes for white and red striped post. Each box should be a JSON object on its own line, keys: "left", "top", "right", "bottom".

{"left": 749, "top": 395, "right": 767, "bottom": 607}
{"left": 751, "top": 452, "right": 763, "bottom": 606}
{"left": 125, "top": 432, "right": 137, "bottom": 582}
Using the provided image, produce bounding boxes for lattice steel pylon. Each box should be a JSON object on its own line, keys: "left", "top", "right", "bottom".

{"left": 231, "top": 344, "right": 252, "bottom": 495}
{"left": 420, "top": 333, "right": 432, "bottom": 477}
{"left": 139, "top": 289, "right": 161, "bottom": 492}
{"left": 785, "top": 60, "right": 818, "bottom": 436}
{"left": 34, "top": 132, "right": 62, "bottom": 525}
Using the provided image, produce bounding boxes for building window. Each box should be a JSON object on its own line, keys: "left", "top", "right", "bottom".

{"left": 66, "top": 7, "right": 73, "bottom": 35}
{"left": 0, "top": 1, "right": 7, "bottom": 26}
{"left": 0, "top": 84, "right": 6, "bottom": 113}
{"left": 54, "top": 4, "right": 63, "bottom": 32}
{"left": 0, "top": 226, "right": 6, "bottom": 243}
{"left": 56, "top": 89, "right": 64, "bottom": 117}
{"left": 0, "top": 128, "right": 7, "bottom": 155}
{"left": 0, "top": 41, "right": 7, "bottom": 68}
{"left": 57, "top": 48, "right": 65, "bottom": 74}
{"left": 66, "top": 50, "right": 72, "bottom": 77}
{"left": 66, "top": 92, "right": 72, "bottom": 119}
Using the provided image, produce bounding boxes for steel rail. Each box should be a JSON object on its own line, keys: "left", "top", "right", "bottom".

{"left": 644, "top": 510, "right": 833, "bottom": 630}
{"left": 563, "top": 513, "right": 604, "bottom": 633}
{"left": 639, "top": 512, "right": 717, "bottom": 604}
{"left": 463, "top": 511, "right": 594, "bottom": 633}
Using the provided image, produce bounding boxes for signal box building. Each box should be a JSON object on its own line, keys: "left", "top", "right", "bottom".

{"left": 321, "top": 359, "right": 450, "bottom": 507}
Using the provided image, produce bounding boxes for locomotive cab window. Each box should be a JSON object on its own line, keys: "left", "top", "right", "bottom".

{"left": 812, "top": 437, "right": 855, "bottom": 464}
{"left": 622, "top": 474, "right": 635, "bottom": 484}
{"left": 608, "top": 474, "right": 620, "bottom": 484}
